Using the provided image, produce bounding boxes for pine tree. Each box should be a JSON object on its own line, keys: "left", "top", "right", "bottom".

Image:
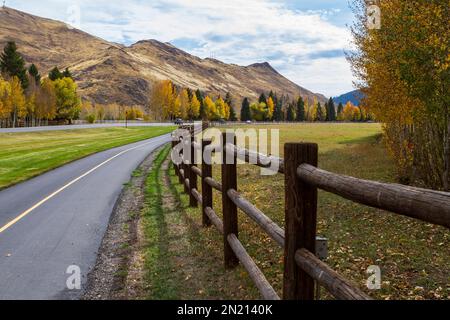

{"left": 28, "top": 64, "right": 41, "bottom": 83}
{"left": 296, "top": 96, "right": 305, "bottom": 121}
{"left": 195, "top": 89, "right": 205, "bottom": 120}
{"left": 273, "top": 99, "right": 283, "bottom": 121}
{"left": 48, "top": 67, "right": 63, "bottom": 81}
{"left": 287, "top": 103, "right": 296, "bottom": 121}
{"left": 258, "top": 93, "right": 267, "bottom": 105}
{"left": 316, "top": 102, "right": 324, "bottom": 121}
{"left": 62, "top": 68, "right": 73, "bottom": 79}
{"left": 327, "top": 97, "right": 336, "bottom": 121}
{"left": 337, "top": 102, "right": 344, "bottom": 120}
{"left": 240, "top": 97, "right": 251, "bottom": 121}
{"left": 0, "top": 41, "right": 28, "bottom": 89}
{"left": 229, "top": 106, "right": 237, "bottom": 121}
{"left": 324, "top": 102, "right": 329, "bottom": 121}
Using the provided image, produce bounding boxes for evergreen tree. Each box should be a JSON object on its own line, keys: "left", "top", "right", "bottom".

{"left": 62, "top": 67, "right": 73, "bottom": 79}
{"left": 296, "top": 96, "right": 305, "bottom": 121}
{"left": 229, "top": 106, "right": 237, "bottom": 121}
{"left": 273, "top": 99, "right": 283, "bottom": 121}
{"left": 195, "top": 89, "right": 205, "bottom": 119}
{"left": 0, "top": 41, "right": 28, "bottom": 89}
{"left": 258, "top": 93, "right": 267, "bottom": 105}
{"left": 337, "top": 102, "right": 344, "bottom": 120}
{"left": 327, "top": 97, "right": 336, "bottom": 121}
{"left": 316, "top": 102, "right": 324, "bottom": 121}
{"left": 240, "top": 97, "right": 251, "bottom": 121}
{"left": 48, "top": 67, "right": 63, "bottom": 81}
{"left": 324, "top": 102, "right": 329, "bottom": 121}
{"left": 286, "top": 103, "right": 296, "bottom": 121}
{"left": 28, "top": 64, "right": 41, "bottom": 83}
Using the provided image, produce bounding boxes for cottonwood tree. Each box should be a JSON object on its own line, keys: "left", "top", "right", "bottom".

{"left": 266, "top": 97, "right": 274, "bottom": 121}
{"left": 53, "top": 77, "right": 80, "bottom": 123}
{"left": 349, "top": 0, "right": 449, "bottom": 188}
{"left": 7, "top": 76, "right": 26, "bottom": 127}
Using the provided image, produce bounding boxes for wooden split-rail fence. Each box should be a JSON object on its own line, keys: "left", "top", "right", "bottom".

{"left": 171, "top": 124, "right": 450, "bottom": 300}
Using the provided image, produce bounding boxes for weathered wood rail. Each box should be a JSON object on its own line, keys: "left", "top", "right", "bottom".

{"left": 171, "top": 124, "right": 450, "bottom": 300}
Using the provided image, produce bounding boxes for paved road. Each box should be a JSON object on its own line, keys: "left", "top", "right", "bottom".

{"left": 0, "top": 133, "right": 171, "bottom": 299}
{"left": 0, "top": 122, "right": 174, "bottom": 133}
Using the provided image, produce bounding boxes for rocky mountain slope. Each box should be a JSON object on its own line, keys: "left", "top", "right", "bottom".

{"left": 0, "top": 7, "right": 327, "bottom": 108}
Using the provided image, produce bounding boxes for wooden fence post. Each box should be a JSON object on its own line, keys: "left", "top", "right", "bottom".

{"left": 283, "top": 143, "right": 318, "bottom": 300}
{"left": 171, "top": 140, "right": 180, "bottom": 178}
{"left": 183, "top": 135, "right": 189, "bottom": 194}
{"left": 202, "top": 138, "right": 212, "bottom": 226}
{"left": 222, "top": 132, "right": 239, "bottom": 269}
{"left": 189, "top": 130, "right": 198, "bottom": 207}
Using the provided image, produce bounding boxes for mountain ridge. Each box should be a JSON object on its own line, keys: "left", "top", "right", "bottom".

{"left": 333, "top": 89, "right": 364, "bottom": 106}
{"left": 0, "top": 6, "right": 327, "bottom": 108}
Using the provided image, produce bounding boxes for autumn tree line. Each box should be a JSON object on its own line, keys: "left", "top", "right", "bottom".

{"left": 148, "top": 79, "right": 371, "bottom": 123}
{"left": 0, "top": 41, "right": 146, "bottom": 128}
{"left": 240, "top": 92, "right": 372, "bottom": 122}
{"left": 0, "top": 41, "right": 81, "bottom": 127}
{"left": 148, "top": 79, "right": 236, "bottom": 121}
{"left": 349, "top": 0, "right": 449, "bottom": 190}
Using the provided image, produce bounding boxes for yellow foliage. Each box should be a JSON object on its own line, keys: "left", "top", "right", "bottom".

{"left": 189, "top": 94, "right": 201, "bottom": 119}
{"left": 349, "top": 0, "right": 449, "bottom": 188}
{"left": 267, "top": 97, "right": 274, "bottom": 120}
{"left": 0, "top": 76, "right": 12, "bottom": 120}
{"left": 204, "top": 96, "right": 219, "bottom": 120}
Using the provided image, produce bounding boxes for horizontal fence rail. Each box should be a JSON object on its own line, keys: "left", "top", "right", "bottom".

{"left": 297, "top": 164, "right": 450, "bottom": 228}
{"left": 170, "top": 123, "right": 450, "bottom": 300}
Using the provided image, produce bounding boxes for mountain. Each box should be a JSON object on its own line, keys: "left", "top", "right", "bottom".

{"left": 0, "top": 7, "right": 327, "bottom": 108}
{"left": 333, "top": 89, "right": 364, "bottom": 106}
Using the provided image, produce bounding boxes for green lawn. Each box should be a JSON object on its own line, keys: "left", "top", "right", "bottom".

{"left": 197, "top": 123, "right": 449, "bottom": 300}
{"left": 0, "top": 126, "right": 175, "bottom": 189}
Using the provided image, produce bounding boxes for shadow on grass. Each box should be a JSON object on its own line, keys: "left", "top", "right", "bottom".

{"left": 142, "top": 146, "right": 180, "bottom": 300}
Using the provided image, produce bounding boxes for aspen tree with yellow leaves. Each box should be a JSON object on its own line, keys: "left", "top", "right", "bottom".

{"left": 349, "top": 0, "right": 449, "bottom": 189}
{"left": 149, "top": 80, "right": 177, "bottom": 121}
{"left": 0, "top": 76, "right": 11, "bottom": 125}
{"left": 178, "top": 88, "right": 189, "bottom": 120}
{"left": 188, "top": 94, "right": 201, "bottom": 120}
{"left": 266, "top": 97, "right": 274, "bottom": 121}
{"left": 203, "top": 96, "right": 219, "bottom": 120}
{"left": 7, "top": 76, "right": 26, "bottom": 128}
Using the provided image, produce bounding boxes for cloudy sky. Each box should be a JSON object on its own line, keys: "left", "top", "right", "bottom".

{"left": 7, "top": 0, "right": 357, "bottom": 97}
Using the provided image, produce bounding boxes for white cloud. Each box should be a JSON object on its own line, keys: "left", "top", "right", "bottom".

{"left": 8, "top": 0, "right": 356, "bottom": 96}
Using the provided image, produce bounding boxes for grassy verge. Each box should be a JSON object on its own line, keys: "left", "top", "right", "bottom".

{"left": 207, "top": 123, "right": 448, "bottom": 300}
{"left": 141, "top": 123, "right": 448, "bottom": 300}
{"left": 0, "top": 126, "right": 175, "bottom": 189}
{"left": 141, "top": 145, "right": 257, "bottom": 300}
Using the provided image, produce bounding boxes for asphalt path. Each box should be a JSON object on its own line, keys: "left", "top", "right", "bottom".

{"left": 0, "top": 133, "right": 171, "bottom": 299}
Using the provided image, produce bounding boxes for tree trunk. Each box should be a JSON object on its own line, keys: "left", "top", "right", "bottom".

{"left": 12, "top": 109, "right": 17, "bottom": 128}
{"left": 444, "top": 111, "right": 450, "bottom": 191}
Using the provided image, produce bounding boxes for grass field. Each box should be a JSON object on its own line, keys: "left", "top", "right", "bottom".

{"left": 0, "top": 126, "right": 175, "bottom": 189}
{"left": 168, "top": 123, "right": 448, "bottom": 300}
